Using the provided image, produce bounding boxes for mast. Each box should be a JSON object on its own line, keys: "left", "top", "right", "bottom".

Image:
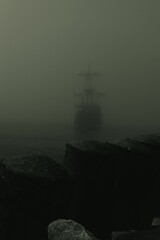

{"left": 74, "top": 67, "right": 103, "bottom": 131}
{"left": 77, "top": 67, "right": 101, "bottom": 106}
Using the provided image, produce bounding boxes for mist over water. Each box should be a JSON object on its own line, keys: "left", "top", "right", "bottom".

{"left": 0, "top": 122, "right": 159, "bottom": 164}
{"left": 0, "top": 0, "right": 159, "bottom": 161}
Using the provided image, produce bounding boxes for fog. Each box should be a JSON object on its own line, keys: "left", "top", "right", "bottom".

{"left": 0, "top": 0, "right": 160, "bottom": 129}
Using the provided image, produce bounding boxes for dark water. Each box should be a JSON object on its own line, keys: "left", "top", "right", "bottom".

{"left": 0, "top": 124, "right": 158, "bottom": 164}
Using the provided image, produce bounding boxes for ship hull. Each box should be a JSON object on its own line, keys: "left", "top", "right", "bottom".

{"left": 75, "top": 104, "right": 102, "bottom": 131}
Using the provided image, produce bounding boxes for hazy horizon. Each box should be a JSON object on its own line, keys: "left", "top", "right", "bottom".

{"left": 0, "top": 0, "right": 160, "bottom": 129}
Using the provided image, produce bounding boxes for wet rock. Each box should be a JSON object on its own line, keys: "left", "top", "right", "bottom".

{"left": 134, "top": 133, "right": 160, "bottom": 148}
{"left": 133, "top": 134, "right": 160, "bottom": 215}
{"left": 64, "top": 140, "right": 124, "bottom": 178}
{"left": 111, "top": 227, "right": 160, "bottom": 240}
{"left": 114, "top": 138, "right": 155, "bottom": 230}
{"left": 64, "top": 138, "right": 157, "bottom": 237}
{"left": 48, "top": 219, "right": 100, "bottom": 240}
{"left": 64, "top": 140, "right": 125, "bottom": 239}
{"left": 0, "top": 154, "right": 71, "bottom": 240}
{"left": 2, "top": 153, "right": 68, "bottom": 180}
{"left": 152, "top": 217, "right": 160, "bottom": 226}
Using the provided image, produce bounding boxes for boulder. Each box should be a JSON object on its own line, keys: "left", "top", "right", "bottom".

{"left": 64, "top": 141, "right": 125, "bottom": 239}
{"left": 133, "top": 134, "right": 160, "bottom": 215}
{"left": 116, "top": 135, "right": 160, "bottom": 220}
{"left": 64, "top": 140, "right": 124, "bottom": 178}
{"left": 0, "top": 154, "right": 71, "bottom": 240}
{"left": 63, "top": 136, "right": 160, "bottom": 237}
{"left": 64, "top": 139, "right": 156, "bottom": 236}
{"left": 114, "top": 138, "right": 155, "bottom": 230}
{"left": 48, "top": 219, "right": 100, "bottom": 240}
{"left": 134, "top": 133, "right": 160, "bottom": 148}
{"left": 111, "top": 227, "right": 160, "bottom": 240}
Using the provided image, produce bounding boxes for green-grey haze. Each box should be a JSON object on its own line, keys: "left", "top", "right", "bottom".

{"left": 0, "top": 0, "right": 159, "bottom": 128}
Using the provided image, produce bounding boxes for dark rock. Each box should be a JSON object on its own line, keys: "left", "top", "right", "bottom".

{"left": 117, "top": 135, "right": 160, "bottom": 219}
{"left": 2, "top": 154, "right": 68, "bottom": 181}
{"left": 114, "top": 138, "right": 155, "bottom": 230}
{"left": 0, "top": 154, "right": 71, "bottom": 240}
{"left": 133, "top": 134, "right": 160, "bottom": 215}
{"left": 111, "top": 227, "right": 160, "bottom": 240}
{"left": 64, "top": 138, "right": 157, "bottom": 237}
{"left": 48, "top": 219, "right": 100, "bottom": 240}
{"left": 64, "top": 140, "right": 124, "bottom": 178}
{"left": 116, "top": 138, "right": 154, "bottom": 155}
{"left": 152, "top": 217, "right": 160, "bottom": 226}
{"left": 134, "top": 133, "right": 160, "bottom": 148}
{"left": 64, "top": 140, "right": 126, "bottom": 239}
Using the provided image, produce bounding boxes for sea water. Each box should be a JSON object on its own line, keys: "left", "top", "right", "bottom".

{"left": 0, "top": 124, "right": 158, "bottom": 164}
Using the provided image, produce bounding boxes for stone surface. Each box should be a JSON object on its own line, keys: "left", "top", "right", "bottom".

{"left": 64, "top": 138, "right": 157, "bottom": 237}
{"left": 64, "top": 140, "right": 124, "bottom": 177}
{"left": 116, "top": 138, "right": 153, "bottom": 155}
{"left": 133, "top": 134, "right": 160, "bottom": 216}
{"left": 134, "top": 133, "right": 160, "bottom": 147}
{"left": 48, "top": 219, "right": 100, "bottom": 240}
{"left": 114, "top": 138, "right": 155, "bottom": 230}
{"left": 64, "top": 140, "right": 126, "bottom": 239}
{"left": 152, "top": 217, "right": 160, "bottom": 226}
{"left": 112, "top": 227, "right": 160, "bottom": 240}
{"left": 0, "top": 154, "right": 71, "bottom": 240}
{"left": 1, "top": 154, "right": 68, "bottom": 181}
{"left": 116, "top": 136, "right": 160, "bottom": 220}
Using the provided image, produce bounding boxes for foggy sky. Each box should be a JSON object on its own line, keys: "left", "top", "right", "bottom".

{"left": 0, "top": 0, "right": 160, "bottom": 128}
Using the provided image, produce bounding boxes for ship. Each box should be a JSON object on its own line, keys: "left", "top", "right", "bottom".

{"left": 74, "top": 68, "right": 102, "bottom": 131}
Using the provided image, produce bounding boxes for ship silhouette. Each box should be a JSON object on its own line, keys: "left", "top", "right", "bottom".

{"left": 74, "top": 68, "right": 103, "bottom": 131}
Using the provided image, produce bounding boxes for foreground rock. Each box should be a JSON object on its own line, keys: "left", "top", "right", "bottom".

{"left": 114, "top": 138, "right": 155, "bottom": 230}
{"left": 112, "top": 227, "right": 160, "bottom": 240}
{"left": 64, "top": 141, "right": 125, "bottom": 239}
{"left": 133, "top": 134, "right": 160, "bottom": 216}
{"left": 64, "top": 140, "right": 124, "bottom": 177}
{"left": 64, "top": 139, "right": 158, "bottom": 238}
{"left": 0, "top": 154, "right": 71, "bottom": 240}
{"left": 116, "top": 135, "right": 160, "bottom": 220}
{"left": 48, "top": 219, "right": 100, "bottom": 240}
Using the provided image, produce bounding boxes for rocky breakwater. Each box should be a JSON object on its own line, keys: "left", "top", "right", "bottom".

{"left": 64, "top": 140, "right": 126, "bottom": 239}
{"left": 0, "top": 154, "right": 71, "bottom": 240}
{"left": 132, "top": 133, "right": 160, "bottom": 217}
{"left": 114, "top": 137, "right": 155, "bottom": 230}
{"left": 112, "top": 225, "right": 160, "bottom": 240}
{"left": 64, "top": 135, "right": 160, "bottom": 239}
